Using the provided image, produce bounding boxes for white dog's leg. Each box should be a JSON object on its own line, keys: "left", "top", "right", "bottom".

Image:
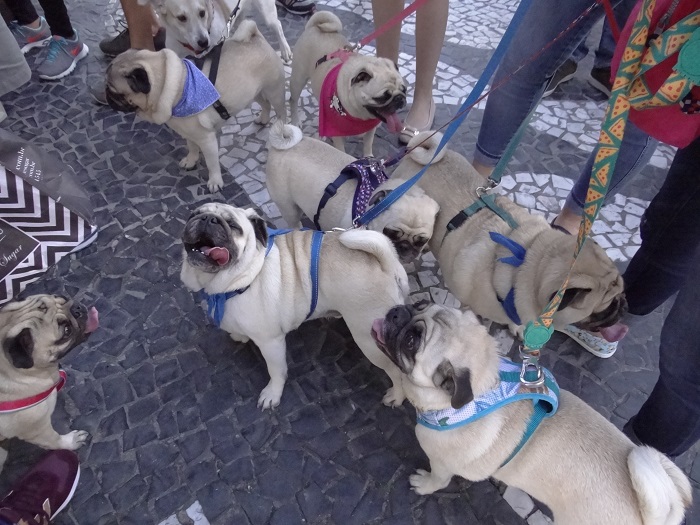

{"left": 196, "top": 133, "right": 224, "bottom": 192}
{"left": 254, "top": 95, "right": 272, "bottom": 125}
{"left": 362, "top": 128, "right": 376, "bottom": 158}
{"left": 255, "top": 335, "right": 288, "bottom": 410}
{"left": 331, "top": 136, "right": 346, "bottom": 153}
{"left": 344, "top": 315, "right": 406, "bottom": 407}
{"left": 289, "top": 65, "right": 307, "bottom": 127}
{"left": 21, "top": 420, "right": 89, "bottom": 451}
{"left": 256, "top": 0, "right": 292, "bottom": 62}
{"left": 230, "top": 332, "right": 250, "bottom": 344}
{"left": 409, "top": 466, "right": 453, "bottom": 495}
{"left": 179, "top": 139, "right": 201, "bottom": 170}
{"left": 275, "top": 200, "right": 304, "bottom": 228}
{"left": 265, "top": 81, "right": 288, "bottom": 124}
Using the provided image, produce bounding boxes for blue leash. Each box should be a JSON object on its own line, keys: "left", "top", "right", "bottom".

{"left": 354, "top": 0, "right": 534, "bottom": 227}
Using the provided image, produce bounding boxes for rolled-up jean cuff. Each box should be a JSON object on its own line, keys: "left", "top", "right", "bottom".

{"left": 473, "top": 144, "right": 501, "bottom": 168}
{"left": 563, "top": 191, "right": 585, "bottom": 216}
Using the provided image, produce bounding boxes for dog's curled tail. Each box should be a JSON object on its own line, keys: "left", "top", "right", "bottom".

{"left": 406, "top": 131, "right": 447, "bottom": 165}
{"left": 339, "top": 230, "right": 409, "bottom": 297}
{"left": 231, "top": 19, "right": 260, "bottom": 42}
{"left": 268, "top": 121, "right": 303, "bottom": 151}
{"left": 305, "top": 11, "right": 343, "bottom": 34}
{"left": 628, "top": 446, "right": 692, "bottom": 525}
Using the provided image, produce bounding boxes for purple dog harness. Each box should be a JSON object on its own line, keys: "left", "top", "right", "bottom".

{"left": 313, "top": 157, "right": 389, "bottom": 230}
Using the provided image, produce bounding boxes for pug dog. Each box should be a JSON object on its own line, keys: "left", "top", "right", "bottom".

{"left": 105, "top": 20, "right": 286, "bottom": 193}
{"left": 392, "top": 132, "right": 628, "bottom": 340}
{"left": 180, "top": 202, "right": 409, "bottom": 409}
{"left": 266, "top": 122, "right": 439, "bottom": 263}
{"left": 372, "top": 302, "right": 692, "bottom": 525}
{"left": 0, "top": 295, "right": 99, "bottom": 471}
{"left": 289, "top": 11, "right": 407, "bottom": 157}
{"left": 138, "top": 0, "right": 292, "bottom": 62}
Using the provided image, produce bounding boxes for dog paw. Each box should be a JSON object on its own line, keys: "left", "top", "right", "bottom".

{"left": 64, "top": 430, "right": 90, "bottom": 450}
{"left": 382, "top": 386, "right": 406, "bottom": 407}
{"left": 257, "top": 383, "right": 283, "bottom": 410}
{"left": 281, "top": 49, "right": 292, "bottom": 64}
{"left": 409, "top": 469, "right": 440, "bottom": 495}
{"left": 207, "top": 176, "right": 224, "bottom": 193}
{"left": 254, "top": 112, "right": 270, "bottom": 125}
{"left": 290, "top": 114, "right": 301, "bottom": 127}
{"left": 179, "top": 156, "right": 198, "bottom": 170}
{"left": 230, "top": 333, "right": 250, "bottom": 344}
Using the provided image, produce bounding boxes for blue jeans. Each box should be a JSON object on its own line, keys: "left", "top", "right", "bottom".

{"left": 625, "top": 136, "right": 700, "bottom": 457}
{"left": 475, "top": 0, "right": 635, "bottom": 167}
{"left": 571, "top": 0, "right": 636, "bottom": 68}
{"left": 564, "top": 119, "right": 658, "bottom": 215}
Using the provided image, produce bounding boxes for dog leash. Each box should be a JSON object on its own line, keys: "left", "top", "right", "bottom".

{"left": 519, "top": 0, "right": 700, "bottom": 386}
{"left": 0, "top": 369, "right": 67, "bottom": 413}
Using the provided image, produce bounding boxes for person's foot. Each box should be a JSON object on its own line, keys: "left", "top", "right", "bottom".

{"left": 275, "top": 0, "right": 316, "bottom": 16}
{"left": 588, "top": 66, "right": 612, "bottom": 98}
{"left": 543, "top": 58, "right": 578, "bottom": 97}
{"left": 36, "top": 33, "right": 89, "bottom": 81}
{"left": 8, "top": 16, "right": 51, "bottom": 54}
{"left": 0, "top": 450, "right": 80, "bottom": 525}
{"left": 99, "top": 24, "right": 166, "bottom": 57}
{"left": 557, "top": 324, "right": 620, "bottom": 358}
{"left": 399, "top": 98, "right": 436, "bottom": 145}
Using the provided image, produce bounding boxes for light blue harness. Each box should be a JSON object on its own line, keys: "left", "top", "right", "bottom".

{"left": 417, "top": 358, "right": 559, "bottom": 467}
{"left": 204, "top": 229, "right": 324, "bottom": 327}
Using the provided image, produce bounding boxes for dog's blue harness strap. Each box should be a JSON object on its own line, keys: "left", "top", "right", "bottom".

{"left": 446, "top": 194, "right": 520, "bottom": 234}
{"left": 416, "top": 359, "right": 559, "bottom": 467}
{"left": 353, "top": 0, "right": 534, "bottom": 227}
{"left": 489, "top": 231, "right": 526, "bottom": 326}
{"left": 306, "top": 230, "right": 324, "bottom": 319}
{"left": 206, "top": 288, "right": 249, "bottom": 328}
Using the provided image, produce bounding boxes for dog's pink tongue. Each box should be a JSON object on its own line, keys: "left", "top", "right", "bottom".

{"left": 385, "top": 113, "right": 403, "bottom": 134}
{"left": 202, "top": 246, "right": 230, "bottom": 266}
{"left": 85, "top": 307, "right": 99, "bottom": 334}
{"left": 372, "top": 319, "right": 386, "bottom": 343}
{"left": 598, "top": 323, "right": 629, "bottom": 342}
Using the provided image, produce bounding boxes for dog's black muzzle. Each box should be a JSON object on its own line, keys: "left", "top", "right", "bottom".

{"left": 574, "top": 293, "right": 628, "bottom": 331}
{"left": 106, "top": 88, "right": 138, "bottom": 113}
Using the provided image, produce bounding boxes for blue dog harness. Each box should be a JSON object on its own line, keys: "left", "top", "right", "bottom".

{"left": 490, "top": 231, "right": 527, "bottom": 326}
{"left": 204, "top": 229, "right": 324, "bottom": 327}
{"left": 313, "top": 157, "right": 389, "bottom": 230}
{"left": 172, "top": 59, "right": 222, "bottom": 118}
{"left": 417, "top": 358, "right": 559, "bottom": 467}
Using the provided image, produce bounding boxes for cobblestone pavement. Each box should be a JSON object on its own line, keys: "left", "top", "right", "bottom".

{"left": 1, "top": 0, "right": 698, "bottom": 523}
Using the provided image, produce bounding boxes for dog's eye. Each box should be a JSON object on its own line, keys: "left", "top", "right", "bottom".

{"left": 415, "top": 236, "right": 428, "bottom": 246}
{"left": 38, "top": 302, "right": 48, "bottom": 313}
{"left": 405, "top": 326, "right": 423, "bottom": 350}
{"left": 177, "top": 14, "right": 187, "bottom": 22}
{"left": 199, "top": 9, "right": 205, "bottom": 18}
{"left": 59, "top": 320, "right": 73, "bottom": 339}
{"left": 413, "top": 299, "right": 429, "bottom": 311}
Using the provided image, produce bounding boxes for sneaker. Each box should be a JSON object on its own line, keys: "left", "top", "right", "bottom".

{"left": 588, "top": 66, "right": 612, "bottom": 98}
{"left": 89, "top": 81, "right": 108, "bottom": 106}
{"left": 557, "top": 324, "right": 618, "bottom": 358}
{"left": 276, "top": 0, "right": 316, "bottom": 15}
{"left": 543, "top": 59, "right": 578, "bottom": 97}
{"left": 0, "top": 450, "right": 80, "bottom": 525}
{"left": 8, "top": 16, "right": 51, "bottom": 54}
{"left": 37, "top": 33, "right": 89, "bottom": 81}
{"left": 99, "top": 24, "right": 166, "bottom": 57}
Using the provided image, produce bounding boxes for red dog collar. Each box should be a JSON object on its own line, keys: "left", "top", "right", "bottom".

{"left": 0, "top": 369, "right": 67, "bottom": 414}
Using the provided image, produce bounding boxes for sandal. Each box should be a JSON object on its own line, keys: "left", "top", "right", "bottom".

{"left": 399, "top": 98, "right": 436, "bottom": 145}
{"left": 557, "top": 324, "right": 618, "bottom": 358}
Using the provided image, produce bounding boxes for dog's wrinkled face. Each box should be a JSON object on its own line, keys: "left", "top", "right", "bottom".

{"left": 105, "top": 50, "right": 153, "bottom": 114}
{"left": 0, "top": 295, "right": 99, "bottom": 370}
{"left": 157, "top": 0, "right": 215, "bottom": 54}
{"left": 368, "top": 186, "right": 439, "bottom": 263}
{"left": 182, "top": 202, "right": 268, "bottom": 273}
{"left": 372, "top": 301, "right": 498, "bottom": 410}
{"left": 342, "top": 56, "right": 407, "bottom": 129}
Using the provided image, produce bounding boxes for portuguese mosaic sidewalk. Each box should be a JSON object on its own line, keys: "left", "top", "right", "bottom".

{"left": 0, "top": 0, "right": 698, "bottom": 523}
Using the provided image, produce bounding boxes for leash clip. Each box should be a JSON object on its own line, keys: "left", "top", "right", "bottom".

{"left": 344, "top": 42, "right": 361, "bottom": 52}
{"left": 518, "top": 347, "right": 545, "bottom": 388}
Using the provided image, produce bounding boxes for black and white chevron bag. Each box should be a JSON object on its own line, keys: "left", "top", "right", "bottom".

{"left": 0, "top": 130, "right": 98, "bottom": 305}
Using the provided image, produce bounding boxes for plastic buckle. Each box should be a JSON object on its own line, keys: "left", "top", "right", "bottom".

{"left": 519, "top": 352, "right": 545, "bottom": 388}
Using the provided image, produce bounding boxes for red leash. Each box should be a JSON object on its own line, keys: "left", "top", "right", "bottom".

{"left": 0, "top": 369, "right": 67, "bottom": 413}
{"left": 599, "top": 0, "right": 622, "bottom": 41}
{"left": 358, "top": 0, "right": 432, "bottom": 49}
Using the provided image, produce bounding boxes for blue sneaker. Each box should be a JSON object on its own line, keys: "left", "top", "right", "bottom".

{"left": 37, "top": 33, "right": 89, "bottom": 81}
{"left": 8, "top": 16, "right": 51, "bottom": 54}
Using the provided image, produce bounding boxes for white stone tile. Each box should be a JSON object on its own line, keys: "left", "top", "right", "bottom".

{"left": 527, "top": 510, "right": 553, "bottom": 525}
{"left": 418, "top": 271, "right": 440, "bottom": 287}
{"left": 503, "top": 486, "right": 535, "bottom": 518}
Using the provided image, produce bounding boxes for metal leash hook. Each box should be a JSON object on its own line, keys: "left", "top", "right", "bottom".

{"left": 518, "top": 348, "right": 545, "bottom": 388}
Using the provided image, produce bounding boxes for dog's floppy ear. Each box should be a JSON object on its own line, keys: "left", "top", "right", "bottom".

{"left": 557, "top": 287, "right": 593, "bottom": 310}
{"left": 351, "top": 70, "right": 372, "bottom": 85}
{"left": 433, "top": 360, "right": 473, "bottom": 409}
{"left": 369, "top": 189, "right": 391, "bottom": 207}
{"left": 246, "top": 212, "right": 268, "bottom": 248}
{"left": 126, "top": 67, "right": 151, "bottom": 94}
{"left": 4, "top": 327, "right": 35, "bottom": 369}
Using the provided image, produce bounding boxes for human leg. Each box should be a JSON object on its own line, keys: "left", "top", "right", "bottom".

{"left": 554, "top": 119, "right": 657, "bottom": 234}
{"left": 122, "top": 0, "right": 159, "bottom": 51}
{"left": 0, "top": 18, "right": 31, "bottom": 99}
{"left": 35, "top": 0, "right": 74, "bottom": 38}
{"left": 473, "top": 0, "right": 611, "bottom": 176}
{"left": 372, "top": 0, "right": 403, "bottom": 63}
{"left": 5, "top": 0, "right": 51, "bottom": 53}
{"left": 5, "top": 0, "right": 40, "bottom": 26}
